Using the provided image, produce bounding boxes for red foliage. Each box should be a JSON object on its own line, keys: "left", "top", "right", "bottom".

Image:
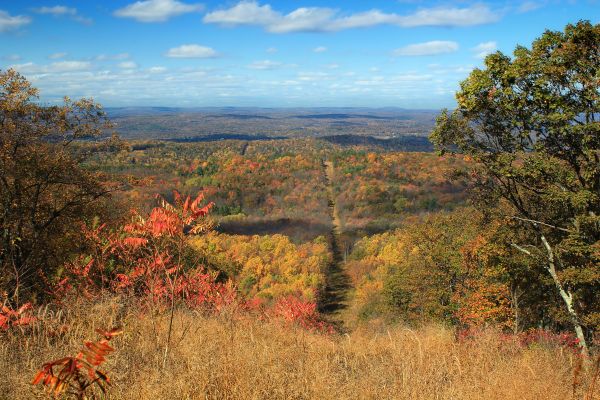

{"left": 0, "top": 303, "right": 37, "bottom": 331}
{"left": 50, "top": 190, "right": 334, "bottom": 335}
{"left": 514, "top": 328, "right": 580, "bottom": 350}
{"left": 33, "top": 328, "right": 122, "bottom": 399}
{"left": 174, "top": 270, "right": 238, "bottom": 312}
{"left": 52, "top": 191, "right": 218, "bottom": 306}
{"left": 272, "top": 296, "right": 333, "bottom": 333}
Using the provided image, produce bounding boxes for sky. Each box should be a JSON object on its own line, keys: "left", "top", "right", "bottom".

{"left": 0, "top": 0, "right": 598, "bottom": 108}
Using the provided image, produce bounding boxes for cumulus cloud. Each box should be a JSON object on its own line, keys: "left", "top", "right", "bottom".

{"left": 10, "top": 61, "right": 92, "bottom": 74}
{"left": 203, "top": 2, "right": 277, "bottom": 26}
{"left": 395, "top": 6, "right": 497, "bottom": 28}
{"left": 114, "top": 0, "right": 203, "bottom": 22}
{"left": 393, "top": 41, "right": 459, "bottom": 56}
{"left": 165, "top": 44, "right": 218, "bottom": 58}
{"left": 203, "top": 1, "right": 499, "bottom": 33}
{"left": 472, "top": 41, "right": 497, "bottom": 58}
{"left": 0, "top": 10, "right": 31, "bottom": 32}
{"left": 247, "top": 60, "right": 283, "bottom": 70}
{"left": 33, "top": 5, "right": 92, "bottom": 24}
{"left": 118, "top": 61, "right": 138, "bottom": 69}
{"left": 56, "top": 61, "right": 92, "bottom": 72}
{"left": 7, "top": 59, "right": 462, "bottom": 107}
{"left": 33, "top": 6, "right": 77, "bottom": 15}
{"left": 313, "top": 46, "right": 327, "bottom": 53}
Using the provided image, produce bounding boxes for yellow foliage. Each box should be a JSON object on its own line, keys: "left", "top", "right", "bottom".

{"left": 190, "top": 233, "right": 331, "bottom": 301}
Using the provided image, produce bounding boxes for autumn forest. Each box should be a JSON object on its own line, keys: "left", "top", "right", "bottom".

{"left": 1, "top": 20, "right": 600, "bottom": 400}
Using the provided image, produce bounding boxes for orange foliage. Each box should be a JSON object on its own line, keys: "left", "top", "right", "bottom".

{"left": 0, "top": 303, "right": 36, "bottom": 331}
{"left": 272, "top": 296, "right": 333, "bottom": 333}
{"left": 346, "top": 209, "right": 513, "bottom": 328}
{"left": 52, "top": 191, "right": 229, "bottom": 312}
{"left": 32, "top": 328, "right": 122, "bottom": 399}
{"left": 333, "top": 151, "right": 468, "bottom": 231}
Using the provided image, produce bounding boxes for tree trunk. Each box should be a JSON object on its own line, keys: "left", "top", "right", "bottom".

{"left": 510, "top": 285, "right": 522, "bottom": 335}
{"left": 539, "top": 234, "right": 589, "bottom": 355}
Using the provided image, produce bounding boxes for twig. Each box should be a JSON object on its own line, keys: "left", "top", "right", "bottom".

{"left": 511, "top": 243, "right": 534, "bottom": 257}
{"left": 510, "top": 216, "right": 573, "bottom": 233}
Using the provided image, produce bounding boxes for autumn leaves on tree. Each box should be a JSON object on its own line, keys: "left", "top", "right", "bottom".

{"left": 0, "top": 69, "right": 125, "bottom": 302}
{"left": 0, "top": 22, "right": 599, "bottom": 399}
{"left": 431, "top": 21, "right": 600, "bottom": 352}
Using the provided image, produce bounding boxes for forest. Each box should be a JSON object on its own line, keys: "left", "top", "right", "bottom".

{"left": 0, "top": 21, "right": 599, "bottom": 400}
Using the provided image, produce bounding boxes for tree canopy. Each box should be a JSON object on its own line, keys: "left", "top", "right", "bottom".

{"left": 0, "top": 69, "right": 119, "bottom": 302}
{"left": 431, "top": 21, "right": 600, "bottom": 352}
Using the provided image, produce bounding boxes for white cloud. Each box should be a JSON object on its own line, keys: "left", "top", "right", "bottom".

{"left": 203, "top": 2, "right": 278, "bottom": 26}
{"left": 118, "top": 61, "right": 138, "bottom": 69}
{"left": 10, "top": 61, "right": 92, "bottom": 74}
{"left": 297, "top": 71, "right": 332, "bottom": 81}
{"left": 33, "top": 6, "right": 77, "bottom": 15}
{"left": 266, "top": 47, "right": 278, "bottom": 53}
{"left": 33, "top": 6, "right": 92, "bottom": 24}
{"left": 313, "top": 46, "right": 327, "bottom": 53}
{"left": 148, "top": 66, "right": 167, "bottom": 73}
{"left": 114, "top": 0, "right": 203, "bottom": 22}
{"left": 0, "top": 10, "right": 31, "bottom": 32}
{"left": 9, "top": 61, "right": 460, "bottom": 108}
{"left": 472, "top": 41, "right": 497, "bottom": 58}
{"left": 165, "top": 44, "right": 218, "bottom": 58}
{"left": 48, "top": 52, "right": 67, "bottom": 59}
{"left": 7, "top": 63, "right": 36, "bottom": 73}
{"left": 203, "top": 2, "right": 499, "bottom": 33}
{"left": 43, "top": 61, "right": 92, "bottom": 73}
{"left": 518, "top": 1, "right": 542, "bottom": 13}
{"left": 393, "top": 41, "right": 459, "bottom": 56}
{"left": 96, "top": 53, "right": 130, "bottom": 61}
{"left": 247, "top": 60, "right": 283, "bottom": 70}
{"left": 394, "top": 6, "right": 498, "bottom": 28}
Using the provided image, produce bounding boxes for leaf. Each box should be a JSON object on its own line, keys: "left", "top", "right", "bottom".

{"left": 123, "top": 237, "right": 148, "bottom": 248}
{"left": 31, "top": 371, "right": 46, "bottom": 385}
{"left": 95, "top": 327, "right": 123, "bottom": 339}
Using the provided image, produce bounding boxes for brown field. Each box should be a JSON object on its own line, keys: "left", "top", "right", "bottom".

{"left": 1, "top": 297, "right": 597, "bottom": 400}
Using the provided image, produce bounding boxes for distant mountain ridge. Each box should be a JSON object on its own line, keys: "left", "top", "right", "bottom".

{"left": 105, "top": 107, "right": 439, "bottom": 140}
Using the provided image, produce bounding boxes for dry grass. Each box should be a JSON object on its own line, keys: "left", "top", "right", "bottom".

{"left": 1, "top": 297, "right": 597, "bottom": 400}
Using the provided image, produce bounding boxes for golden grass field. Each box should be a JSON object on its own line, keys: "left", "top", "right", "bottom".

{"left": 1, "top": 297, "right": 598, "bottom": 400}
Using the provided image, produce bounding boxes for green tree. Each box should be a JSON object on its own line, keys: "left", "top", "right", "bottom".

{"left": 0, "top": 69, "right": 119, "bottom": 302}
{"left": 431, "top": 21, "right": 600, "bottom": 352}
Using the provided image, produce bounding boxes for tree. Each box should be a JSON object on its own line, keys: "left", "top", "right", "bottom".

{"left": 431, "top": 21, "right": 600, "bottom": 352}
{"left": 0, "top": 69, "right": 119, "bottom": 302}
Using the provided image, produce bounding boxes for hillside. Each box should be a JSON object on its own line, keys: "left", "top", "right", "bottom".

{"left": 106, "top": 107, "right": 438, "bottom": 140}
{"left": 2, "top": 18, "right": 600, "bottom": 400}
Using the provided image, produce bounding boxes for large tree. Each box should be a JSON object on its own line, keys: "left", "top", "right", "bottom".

{"left": 0, "top": 69, "right": 119, "bottom": 302}
{"left": 431, "top": 21, "right": 599, "bottom": 352}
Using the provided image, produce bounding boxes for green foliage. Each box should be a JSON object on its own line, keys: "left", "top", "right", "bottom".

{"left": 347, "top": 209, "right": 503, "bottom": 325}
{"left": 431, "top": 21, "right": 600, "bottom": 341}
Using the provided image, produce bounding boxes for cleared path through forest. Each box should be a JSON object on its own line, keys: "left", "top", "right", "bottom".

{"left": 319, "top": 160, "right": 351, "bottom": 328}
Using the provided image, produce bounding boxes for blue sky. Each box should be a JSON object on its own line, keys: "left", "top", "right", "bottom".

{"left": 0, "top": 0, "right": 597, "bottom": 108}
